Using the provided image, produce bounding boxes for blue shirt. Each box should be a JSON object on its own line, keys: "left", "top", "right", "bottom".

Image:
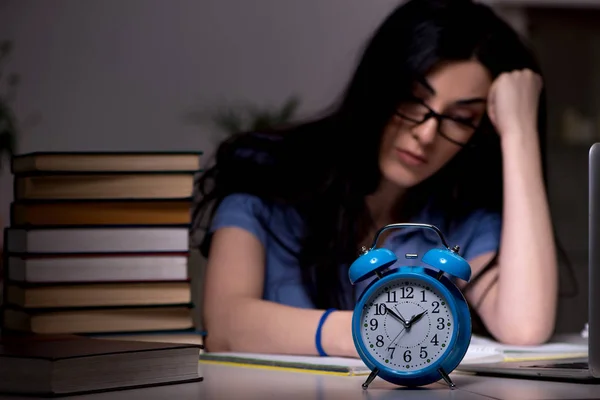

{"left": 209, "top": 193, "right": 501, "bottom": 309}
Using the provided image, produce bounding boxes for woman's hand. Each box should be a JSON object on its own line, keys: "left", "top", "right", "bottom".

{"left": 322, "top": 311, "right": 360, "bottom": 358}
{"left": 486, "top": 69, "right": 544, "bottom": 137}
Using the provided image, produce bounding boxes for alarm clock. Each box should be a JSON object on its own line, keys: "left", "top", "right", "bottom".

{"left": 348, "top": 223, "right": 472, "bottom": 390}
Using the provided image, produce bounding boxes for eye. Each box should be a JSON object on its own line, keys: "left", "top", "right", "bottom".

{"left": 451, "top": 116, "right": 476, "bottom": 126}
{"left": 446, "top": 108, "right": 480, "bottom": 124}
{"left": 397, "top": 97, "right": 428, "bottom": 116}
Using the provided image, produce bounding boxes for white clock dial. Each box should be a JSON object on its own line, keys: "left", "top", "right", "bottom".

{"left": 360, "top": 278, "right": 455, "bottom": 372}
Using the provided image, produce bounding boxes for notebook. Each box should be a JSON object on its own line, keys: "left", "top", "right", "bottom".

{"left": 198, "top": 335, "right": 587, "bottom": 376}
{"left": 199, "top": 352, "right": 371, "bottom": 376}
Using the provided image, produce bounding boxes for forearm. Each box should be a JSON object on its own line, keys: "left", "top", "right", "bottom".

{"left": 492, "top": 131, "right": 558, "bottom": 343}
{"left": 204, "top": 298, "right": 357, "bottom": 357}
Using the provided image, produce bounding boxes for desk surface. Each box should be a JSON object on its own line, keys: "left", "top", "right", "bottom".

{"left": 1, "top": 362, "right": 600, "bottom": 400}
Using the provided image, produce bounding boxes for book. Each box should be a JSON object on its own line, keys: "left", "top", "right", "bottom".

{"left": 3, "top": 306, "right": 194, "bottom": 334}
{"left": 11, "top": 198, "right": 193, "bottom": 226}
{"left": 199, "top": 352, "right": 371, "bottom": 376}
{"left": 0, "top": 334, "right": 203, "bottom": 396}
{"left": 11, "top": 151, "right": 203, "bottom": 173}
{"left": 5, "top": 253, "right": 189, "bottom": 283}
{"left": 196, "top": 351, "right": 506, "bottom": 376}
{"left": 93, "top": 330, "right": 205, "bottom": 347}
{"left": 5, "top": 281, "right": 192, "bottom": 308}
{"left": 465, "top": 334, "right": 588, "bottom": 362}
{"left": 4, "top": 226, "right": 189, "bottom": 254}
{"left": 15, "top": 173, "right": 196, "bottom": 200}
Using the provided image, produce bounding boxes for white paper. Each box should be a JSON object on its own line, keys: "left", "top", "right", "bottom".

{"left": 469, "top": 334, "right": 588, "bottom": 353}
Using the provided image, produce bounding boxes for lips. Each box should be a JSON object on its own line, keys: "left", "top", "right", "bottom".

{"left": 395, "top": 148, "right": 428, "bottom": 165}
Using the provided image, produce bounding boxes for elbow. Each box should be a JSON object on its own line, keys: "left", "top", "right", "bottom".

{"left": 496, "top": 329, "right": 552, "bottom": 346}
{"left": 492, "top": 321, "right": 555, "bottom": 346}
{"left": 202, "top": 306, "right": 234, "bottom": 353}
{"left": 486, "top": 294, "right": 557, "bottom": 346}
{"left": 204, "top": 334, "right": 231, "bottom": 353}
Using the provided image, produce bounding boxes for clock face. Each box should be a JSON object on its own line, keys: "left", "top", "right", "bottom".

{"left": 359, "top": 277, "right": 455, "bottom": 372}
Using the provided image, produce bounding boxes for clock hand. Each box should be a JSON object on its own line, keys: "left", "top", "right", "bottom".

{"left": 390, "top": 325, "right": 407, "bottom": 348}
{"left": 406, "top": 310, "right": 428, "bottom": 328}
{"left": 385, "top": 305, "right": 408, "bottom": 328}
{"left": 392, "top": 305, "right": 411, "bottom": 327}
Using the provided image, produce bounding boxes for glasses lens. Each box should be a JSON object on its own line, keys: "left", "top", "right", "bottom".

{"left": 439, "top": 119, "right": 475, "bottom": 145}
{"left": 397, "top": 101, "right": 429, "bottom": 122}
{"left": 396, "top": 100, "right": 478, "bottom": 146}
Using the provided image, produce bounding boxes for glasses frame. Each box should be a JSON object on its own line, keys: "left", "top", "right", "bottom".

{"left": 394, "top": 98, "right": 479, "bottom": 147}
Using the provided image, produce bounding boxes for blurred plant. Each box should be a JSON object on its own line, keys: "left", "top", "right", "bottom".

{"left": 0, "top": 40, "right": 19, "bottom": 170}
{"left": 186, "top": 95, "right": 301, "bottom": 140}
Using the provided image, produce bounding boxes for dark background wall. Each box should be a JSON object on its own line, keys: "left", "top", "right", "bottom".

{"left": 1, "top": 0, "right": 597, "bottom": 335}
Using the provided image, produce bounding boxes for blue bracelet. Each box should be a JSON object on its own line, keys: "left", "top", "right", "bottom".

{"left": 315, "top": 308, "right": 336, "bottom": 357}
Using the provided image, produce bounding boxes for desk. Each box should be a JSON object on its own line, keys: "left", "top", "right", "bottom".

{"left": 0, "top": 362, "right": 599, "bottom": 400}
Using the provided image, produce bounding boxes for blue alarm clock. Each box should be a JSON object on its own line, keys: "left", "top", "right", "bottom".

{"left": 349, "top": 223, "right": 472, "bottom": 390}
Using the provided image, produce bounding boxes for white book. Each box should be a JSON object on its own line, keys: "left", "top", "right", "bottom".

{"left": 6, "top": 254, "right": 188, "bottom": 283}
{"left": 5, "top": 226, "right": 189, "bottom": 254}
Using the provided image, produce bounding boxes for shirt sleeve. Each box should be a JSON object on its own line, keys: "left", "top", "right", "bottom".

{"left": 454, "top": 209, "right": 502, "bottom": 262}
{"left": 209, "top": 193, "right": 270, "bottom": 246}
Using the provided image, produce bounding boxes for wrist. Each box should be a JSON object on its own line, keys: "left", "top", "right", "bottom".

{"left": 499, "top": 127, "right": 546, "bottom": 186}
{"left": 500, "top": 127, "right": 540, "bottom": 151}
{"left": 319, "top": 310, "right": 357, "bottom": 357}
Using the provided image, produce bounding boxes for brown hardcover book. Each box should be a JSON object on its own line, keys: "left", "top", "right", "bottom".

{"left": 15, "top": 173, "right": 195, "bottom": 200}
{"left": 93, "top": 331, "right": 205, "bottom": 347}
{"left": 3, "top": 306, "right": 194, "bottom": 334}
{"left": 5, "top": 282, "right": 192, "bottom": 309}
{"left": 11, "top": 151, "right": 203, "bottom": 173}
{"left": 0, "top": 334, "right": 202, "bottom": 396}
{"left": 11, "top": 199, "right": 193, "bottom": 226}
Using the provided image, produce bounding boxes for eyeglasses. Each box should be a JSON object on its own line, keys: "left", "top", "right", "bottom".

{"left": 394, "top": 98, "right": 479, "bottom": 147}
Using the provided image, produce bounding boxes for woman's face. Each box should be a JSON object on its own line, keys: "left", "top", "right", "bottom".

{"left": 378, "top": 59, "right": 492, "bottom": 189}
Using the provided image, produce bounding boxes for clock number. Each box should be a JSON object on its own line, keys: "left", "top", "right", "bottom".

{"left": 431, "top": 301, "right": 440, "bottom": 313}
{"left": 420, "top": 290, "right": 427, "bottom": 302}
{"left": 437, "top": 317, "right": 445, "bottom": 330}
{"left": 430, "top": 334, "right": 439, "bottom": 346}
{"left": 376, "top": 335, "right": 384, "bottom": 347}
{"left": 386, "top": 291, "right": 397, "bottom": 303}
{"left": 400, "top": 286, "right": 414, "bottom": 299}
{"left": 369, "top": 318, "right": 378, "bottom": 331}
{"left": 420, "top": 347, "right": 428, "bottom": 359}
{"left": 387, "top": 346, "right": 396, "bottom": 358}
{"left": 403, "top": 350, "right": 412, "bottom": 363}
{"left": 374, "top": 304, "right": 386, "bottom": 315}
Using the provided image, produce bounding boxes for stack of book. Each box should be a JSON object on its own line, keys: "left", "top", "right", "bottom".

{"left": 0, "top": 151, "right": 204, "bottom": 345}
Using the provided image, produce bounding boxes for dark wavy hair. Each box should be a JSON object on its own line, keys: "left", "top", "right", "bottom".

{"left": 191, "top": 0, "right": 552, "bottom": 320}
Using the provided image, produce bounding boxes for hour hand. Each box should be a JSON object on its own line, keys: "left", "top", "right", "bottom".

{"left": 384, "top": 305, "right": 408, "bottom": 328}
{"left": 407, "top": 310, "right": 427, "bottom": 327}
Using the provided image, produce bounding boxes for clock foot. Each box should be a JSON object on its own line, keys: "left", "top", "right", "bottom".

{"left": 438, "top": 368, "right": 456, "bottom": 389}
{"left": 361, "top": 368, "right": 379, "bottom": 390}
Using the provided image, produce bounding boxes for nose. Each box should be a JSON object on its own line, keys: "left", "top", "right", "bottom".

{"left": 410, "top": 116, "right": 438, "bottom": 145}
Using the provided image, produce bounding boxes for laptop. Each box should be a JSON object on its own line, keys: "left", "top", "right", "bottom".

{"left": 456, "top": 143, "right": 600, "bottom": 382}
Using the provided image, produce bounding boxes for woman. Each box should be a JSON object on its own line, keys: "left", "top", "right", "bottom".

{"left": 192, "top": 0, "right": 558, "bottom": 357}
